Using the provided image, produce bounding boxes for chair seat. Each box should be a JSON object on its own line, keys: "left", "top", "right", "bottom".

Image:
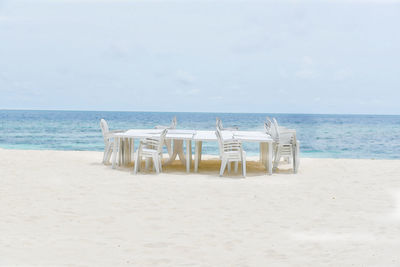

{"left": 269, "top": 118, "right": 299, "bottom": 173}
{"left": 216, "top": 127, "right": 246, "bottom": 177}
{"left": 223, "top": 151, "right": 244, "bottom": 160}
{"left": 133, "top": 129, "right": 168, "bottom": 174}
{"left": 141, "top": 148, "right": 159, "bottom": 154}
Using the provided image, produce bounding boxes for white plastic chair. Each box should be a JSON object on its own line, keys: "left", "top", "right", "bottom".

{"left": 133, "top": 129, "right": 168, "bottom": 174}
{"left": 100, "top": 119, "right": 124, "bottom": 164}
{"left": 270, "top": 118, "right": 299, "bottom": 173}
{"left": 155, "top": 116, "right": 177, "bottom": 157}
{"left": 216, "top": 117, "right": 239, "bottom": 131}
{"left": 216, "top": 128, "right": 246, "bottom": 177}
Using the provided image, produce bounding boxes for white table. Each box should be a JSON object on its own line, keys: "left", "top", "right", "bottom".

{"left": 111, "top": 129, "right": 274, "bottom": 175}
{"left": 112, "top": 129, "right": 195, "bottom": 173}
{"left": 193, "top": 130, "right": 274, "bottom": 175}
{"left": 162, "top": 130, "right": 195, "bottom": 173}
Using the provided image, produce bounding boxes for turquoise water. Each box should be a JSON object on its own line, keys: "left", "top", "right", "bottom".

{"left": 1, "top": 110, "right": 399, "bottom": 159}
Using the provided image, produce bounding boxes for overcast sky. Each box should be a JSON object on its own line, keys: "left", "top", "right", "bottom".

{"left": 0, "top": 0, "right": 399, "bottom": 114}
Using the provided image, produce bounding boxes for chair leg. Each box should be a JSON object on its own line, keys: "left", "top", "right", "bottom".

{"left": 153, "top": 156, "right": 160, "bottom": 174}
{"left": 292, "top": 145, "right": 296, "bottom": 173}
{"left": 145, "top": 158, "right": 150, "bottom": 171}
{"left": 105, "top": 144, "right": 113, "bottom": 164}
{"left": 294, "top": 141, "right": 300, "bottom": 173}
{"left": 118, "top": 138, "right": 122, "bottom": 166}
{"left": 220, "top": 158, "right": 227, "bottom": 177}
{"left": 103, "top": 144, "right": 108, "bottom": 164}
{"left": 227, "top": 161, "right": 231, "bottom": 173}
{"left": 273, "top": 146, "right": 281, "bottom": 170}
{"left": 234, "top": 161, "right": 238, "bottom": 173}
{"left": 106, "top": 146, "right": 113, "bottom": 164}
{"left": 133, "top": 151, "right": 140, "bottom": 174}
{"left": 242, "top": 152, "right": 247, "bottom": 177}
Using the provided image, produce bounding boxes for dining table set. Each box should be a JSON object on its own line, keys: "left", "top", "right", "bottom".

{"left": 101, "top": 116, "right": 299, "bottom": 176}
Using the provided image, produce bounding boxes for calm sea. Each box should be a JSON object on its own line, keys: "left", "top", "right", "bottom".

{"left": 1, "top": 110, "right": 399, "bottom": 159}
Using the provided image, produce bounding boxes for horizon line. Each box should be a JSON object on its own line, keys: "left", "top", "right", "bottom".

{"left": 1, "top": 108, "right": 399, "bottom": 116}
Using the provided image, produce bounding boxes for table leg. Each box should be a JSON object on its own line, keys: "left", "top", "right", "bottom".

{"left": 122, "top": 138, "right": 126, "bottom": 166}
{"left": 186, "top": 140, "right": 192, "bottom": 173}
{"left": 112, "top": 136, "right": 118, "bottom": 169}
{"left": 194, "top": 141, "right": 202, "bottom": 172}
{"left": 127, "top": 138, "right": 130, "bottom": 165}
{"left": 189, "top": 140, "right": 192, "bottom": 166}
{"left": 123, "top": 138, "right": 126, "bottom": 166}
{"left": 164, "top": 139, "right": 186, "bottom": 166}
{"left": 165, "top": 139, "right": 173, "bottom": 157}
{"left": 260, "top": 143, "right": 267, "bottom": 165}
{"left": 117, "top": 138, "right": 121, "bottom": 166}
{"left": 126, "top": 138, "right": 132, "bottom": 166}
{"left": 130, "top": 138, "right": 134, "bottom": 165}
{"left": 176, "top": 140, "right": 186, "bottom": 166}
{"left": 199, "top": 141, "right": 202, "bottom": 161}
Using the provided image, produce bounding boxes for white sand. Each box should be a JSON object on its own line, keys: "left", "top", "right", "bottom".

{"left": 1, "top": 148, "right": 400, "bottom": 266}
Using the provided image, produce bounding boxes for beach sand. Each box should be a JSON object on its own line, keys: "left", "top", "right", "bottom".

{"left": 1, "top": 148, "right": 400, "bottom": 266}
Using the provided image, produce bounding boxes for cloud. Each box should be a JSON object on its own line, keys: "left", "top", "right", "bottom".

{"left": 332, "top": 69, "right": 353, "bottom": 81}
{"left": 295, "top": 69, "right": 317, "bottom": 79}
{"left": 104, "top": 42, "right": 131, "bottom": 59}
{"left": 173, "top": 88, "right": 200, "bottom": 96}
{"left": 0, "top": 16, "right": 11, "bottom": 21}
{"left": 302, "top": 56, "right": 314, "bottom": 66}
{"left": 294, "top": 56, "right": 318, "bottom": 79}
{"left": 175, "top": 70, "right": 196, "bottom": 85}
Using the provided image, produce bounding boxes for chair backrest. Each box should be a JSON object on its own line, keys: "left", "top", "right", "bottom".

{"left": 100, "top": 119, "right": 109, "bottom": 144}
{"left": 170, "top": 116, "right": 177, "bottom": 129}
{"left": 264, "top": 116, "right": 272, "bottom": 135}
{"left": 215, "top": 127, "right": 224, "bottom": 157}
{"left": 264, "top": 122, "right": 271, "bottom": 135}
{"left": 265, "top": 117, "right": 272, "bottom": 129}
{"left": 155, "top": 117, "right": 177, "bottom": 129}
{"left": 216, "top": 117, "right": 223, "bottom": 131}
{"left": 270, "top": 118, "right": 280, "bottom": 142}
{"left": 216, "top": 117, "right": 239, "bottom": 131}
{"left": 216, "top": 127, "right": 241, "bottom": 156}
{"left": 143, "top": 129, "right": 168, "bottom": 153}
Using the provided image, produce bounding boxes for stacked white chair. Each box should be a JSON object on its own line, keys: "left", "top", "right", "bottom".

{"left": 133, "top": 129, "right": 168, "bottom": 174}
{"left": 269, "top": 118, "right": 299, "bottom": 173}
{"left": 216, "top": 127, "right": 246, "bottom": 177}
{"left": 100, "top": 119, "right": 124, "bottom": 164}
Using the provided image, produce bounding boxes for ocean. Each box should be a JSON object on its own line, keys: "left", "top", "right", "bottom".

{"left": 1, "top": 110, "right": 399, "bottom": 159}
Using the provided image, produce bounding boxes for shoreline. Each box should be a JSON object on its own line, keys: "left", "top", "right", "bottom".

{"left": 0, "top": 147, "right": 398, "bottom": 161}
{"left": 1, "top": 149, "right": 400, "bottom": 265}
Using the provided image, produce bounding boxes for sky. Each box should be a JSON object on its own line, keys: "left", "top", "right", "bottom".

{"left": 0, "top": 0, "right": 399, "bottom": 114}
